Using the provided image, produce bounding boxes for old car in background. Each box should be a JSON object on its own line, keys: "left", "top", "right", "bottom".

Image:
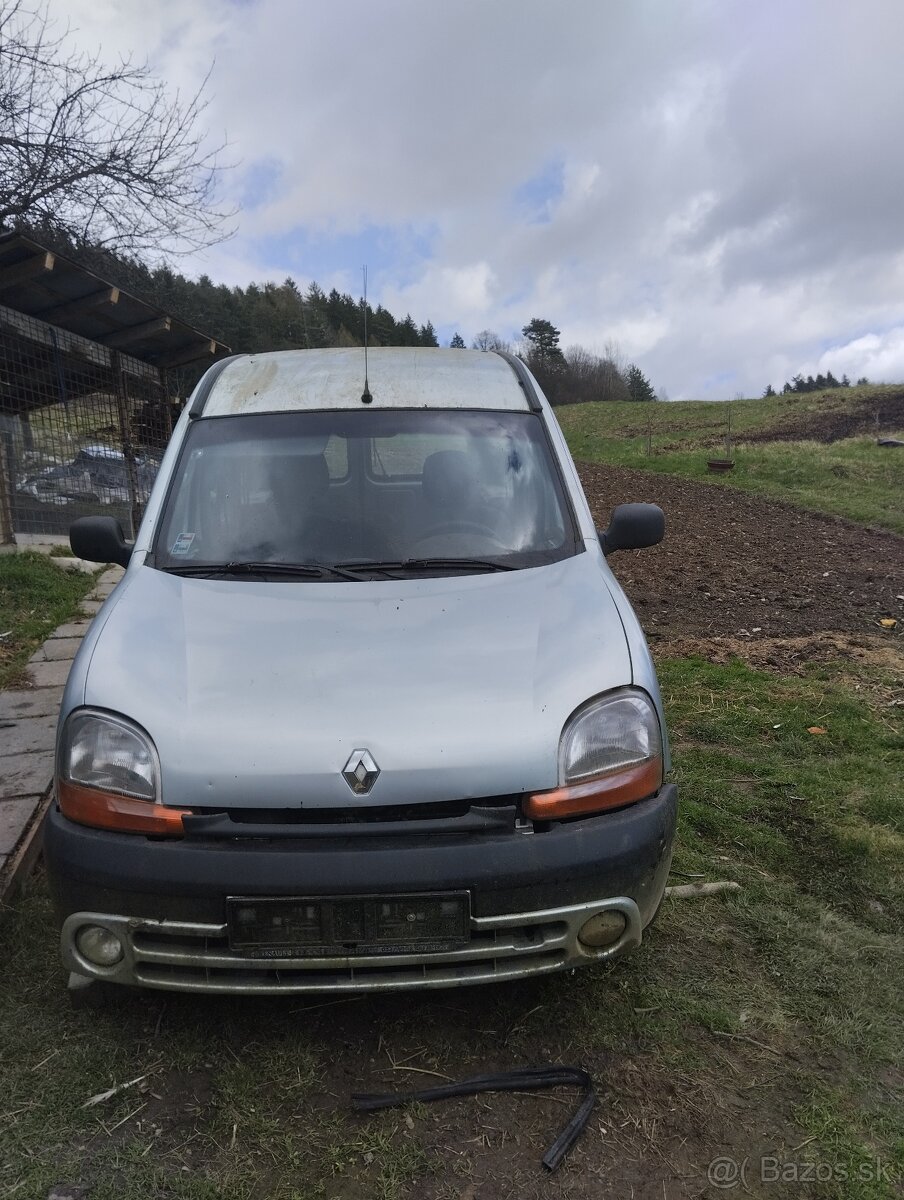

{"left": 17, "top": 444, "right": 157, "bottom": 508}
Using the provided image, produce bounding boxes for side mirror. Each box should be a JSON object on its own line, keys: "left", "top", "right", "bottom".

{"left": 70, "top": 516, "right": 133, "bottom": 567}
{"left": 599, "top": 503, "right": 664, "bottom": 556}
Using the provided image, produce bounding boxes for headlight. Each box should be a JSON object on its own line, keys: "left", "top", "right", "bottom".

{"left": 560, "top": 692, "right": 661, "bottom": 783}
{"left": 64, "top": 711, "right": 157, "bottom": 800}
{"left": 57, "top": 710, "right": 188, "bottom": 836}
{"left": 524, "top": 689, "right": 663, "bottom": 820}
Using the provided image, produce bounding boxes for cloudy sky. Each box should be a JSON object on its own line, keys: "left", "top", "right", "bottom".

{"left": 58, "top": 0, "right": 904, "bottom": 397}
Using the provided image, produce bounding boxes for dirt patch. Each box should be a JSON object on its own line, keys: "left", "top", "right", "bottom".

{"left": 275, "top": 982, "right": 812, "bottom": 1200}
{"left": 578, "top": 462, "right": 904, "bottom": 643}
{"left": 740, "top": 389, "right": 904, "bottom": 444}
{"left": 653, "top": 632, "right": 904, "bottom": 702}
{"left": 647, "top": 390, "right": 904, "bottom": 450}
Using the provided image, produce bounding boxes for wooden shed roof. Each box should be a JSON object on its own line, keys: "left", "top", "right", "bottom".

{"left": 0, "top": 230, "right": 229, "bottom": 369}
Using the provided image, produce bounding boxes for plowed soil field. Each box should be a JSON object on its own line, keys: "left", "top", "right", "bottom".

{"left": 577, "top": 462, "right": 903, "bottom": 644}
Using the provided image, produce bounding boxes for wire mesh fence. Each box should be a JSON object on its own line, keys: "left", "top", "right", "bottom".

{"left": 0, "top": 303, "right": 178, "bottom": 541}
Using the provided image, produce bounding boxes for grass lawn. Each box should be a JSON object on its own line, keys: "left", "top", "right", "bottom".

{"left": 0, "top": 551, "right": 96, "bottom": 688}
{"left": 1, "top": 655, "right": 901, "bottom": 1198}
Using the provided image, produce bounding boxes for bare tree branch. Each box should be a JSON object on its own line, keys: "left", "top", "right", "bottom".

{"left": 0, "top": 0, "right": 235, "bottom": 256}
{"left": 471, "top": 329, "right": 510, "bottom": 353}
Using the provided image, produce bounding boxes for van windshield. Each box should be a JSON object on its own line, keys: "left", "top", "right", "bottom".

{"left": 153, "top": 409, "right": 578, "bottom": 576}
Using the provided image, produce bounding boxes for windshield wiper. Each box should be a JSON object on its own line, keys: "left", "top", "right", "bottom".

{"left": 335, "top": 557, "right": 517, "bottom": 575}
{"left": 162, "top": 558, "right": 517, "bottom": 581}
{"left": 161, "top": 561, "right": 364, "bottom": 581}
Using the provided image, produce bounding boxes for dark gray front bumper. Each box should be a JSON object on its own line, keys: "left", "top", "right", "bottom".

{"left": 46, "top": 784, "right": 677, "bottom": 992}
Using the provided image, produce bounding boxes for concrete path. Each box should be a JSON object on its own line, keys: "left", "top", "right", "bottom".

{"left": 0, "top": 563, "right": 125, "bottom": 901}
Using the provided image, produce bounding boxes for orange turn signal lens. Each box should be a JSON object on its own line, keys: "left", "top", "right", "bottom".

{"left": 58, "top": 779, "right": 190, "bottom": 836}
{"left": 524, "top": 756, "right": 662, "bottom": 821}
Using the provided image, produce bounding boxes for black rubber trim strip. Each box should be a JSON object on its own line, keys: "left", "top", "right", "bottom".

{"left": 352, "top": 1064, "right": 595, "bottom": 1172}
{"left": 188, "top": 353, "right": 248, "bottom": 418}
{"left": 493, "top": 349, "right": 543, "bottom": 412}
{"left": 181, "top": 807, "right": 515, "bottom": 839}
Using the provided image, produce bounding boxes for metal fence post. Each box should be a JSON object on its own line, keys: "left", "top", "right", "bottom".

{"left": 112, "top": 350, "right": 142, "bottom": 539}
{"left": 0, "top": 433, "right": 15, "bottom": 546}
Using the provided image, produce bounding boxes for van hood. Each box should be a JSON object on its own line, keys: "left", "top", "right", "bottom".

{"left": 82, "top": 554, "right": 633, "bottom": 809}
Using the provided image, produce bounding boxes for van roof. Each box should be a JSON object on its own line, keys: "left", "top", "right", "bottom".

{"left": 200, "top": 347, "right": 532, "bottom": 417}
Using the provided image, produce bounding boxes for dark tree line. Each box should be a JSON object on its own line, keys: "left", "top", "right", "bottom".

{"left": 764, "top": 371, "right": 868, "bottom": 397}
{"left": 15, "top": 225, "right": 439, "bottom": 391}
{"left": 450, "top": 319, "right": 659, "bottom": 404}
{"left": 23, "top": 227, "right": 659, "bottom": 406}
{"left": 516, "top": 317, "right": 659, "bottom": 406}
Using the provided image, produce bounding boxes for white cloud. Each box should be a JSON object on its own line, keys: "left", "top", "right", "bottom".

{"left": 383, "top": 262, "right": 497, "bottom": 329}
{"left": 47, "top": 0, "right": 904, "bottom": 397}
{"left": 808, "top": 328, "right": 904, "bottom": 386}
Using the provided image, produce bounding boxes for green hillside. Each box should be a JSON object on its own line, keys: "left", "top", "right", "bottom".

{"left": 556, "top": 384, "right": 904, "bottom": 451}
{"left": 557, "top": 386, "right": 904, "bottom": 533}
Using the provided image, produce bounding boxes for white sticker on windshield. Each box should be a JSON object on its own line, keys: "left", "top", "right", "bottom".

{"left": 171, "top": 532, "right": 195, "bottom": 555}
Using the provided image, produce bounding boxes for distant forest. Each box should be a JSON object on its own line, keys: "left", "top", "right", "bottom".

{"left": 764, "top": 371, "right": 869, "bottom": 397}
{"left": 23, "top": 226, "right": 440, "bottom": 382}
{"left": 23, "top": 225, "right": 660, "bottom": 405}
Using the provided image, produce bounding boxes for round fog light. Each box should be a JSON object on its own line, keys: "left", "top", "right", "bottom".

{"left": 578, "top": 910, "right": 627, "bottom": 949}
{"left": 75, "top": 924, "right": 123, "bottom": 967}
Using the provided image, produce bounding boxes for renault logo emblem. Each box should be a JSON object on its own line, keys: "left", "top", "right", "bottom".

{"left": 342, "top": 749, "right": 380, "bottom": 795}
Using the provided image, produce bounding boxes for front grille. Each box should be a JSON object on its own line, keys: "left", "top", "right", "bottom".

{"left": 218, "top": 798, "right": 488, "bottom": 824}
{"left": 136, "top": 952, "right": 568, "bottom": 991}
{"left": 129, "top": 919, "right": 569, "bottom": 992}
{"left": 179, "top": 798, "right": 520, "bottom": 840}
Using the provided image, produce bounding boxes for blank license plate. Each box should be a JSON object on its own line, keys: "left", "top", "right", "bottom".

{"left": 227, "top": 892, "right": 471, "bottom": 958}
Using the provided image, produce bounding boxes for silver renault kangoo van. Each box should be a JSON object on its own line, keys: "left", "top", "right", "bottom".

{"left": 48, "top": 348, "right": 676, "bottom": 997}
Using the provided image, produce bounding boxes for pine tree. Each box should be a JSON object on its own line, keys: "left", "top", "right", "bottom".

{"left": 398, "top": 314, "right": 419, "bottom": 346}
{"left": 369, "top": 305, "right": 395, "bottom": 345}
{"left": 625, "top": 364, "right": 657, "bottom": 403}
{"left": 520, "top": 318, "right": 564, "bottom": 369}
{"left": 450, "top": 332, "right": 466, "bottom": 348}
{"left": 302, "top": 283, "right": 330, "bottom": 347}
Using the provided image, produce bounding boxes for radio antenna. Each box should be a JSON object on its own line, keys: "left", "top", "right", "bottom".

{"left": 361, "top": 265, "right": 373, "bottom": 404}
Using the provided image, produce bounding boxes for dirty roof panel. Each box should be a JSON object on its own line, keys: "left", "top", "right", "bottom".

{"left": 203, "top": 348, "right": 531, "bottom": 415}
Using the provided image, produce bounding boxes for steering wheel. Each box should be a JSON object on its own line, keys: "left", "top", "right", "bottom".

{"left": 304, "top": 515, "right": 397, "bottom": 559}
